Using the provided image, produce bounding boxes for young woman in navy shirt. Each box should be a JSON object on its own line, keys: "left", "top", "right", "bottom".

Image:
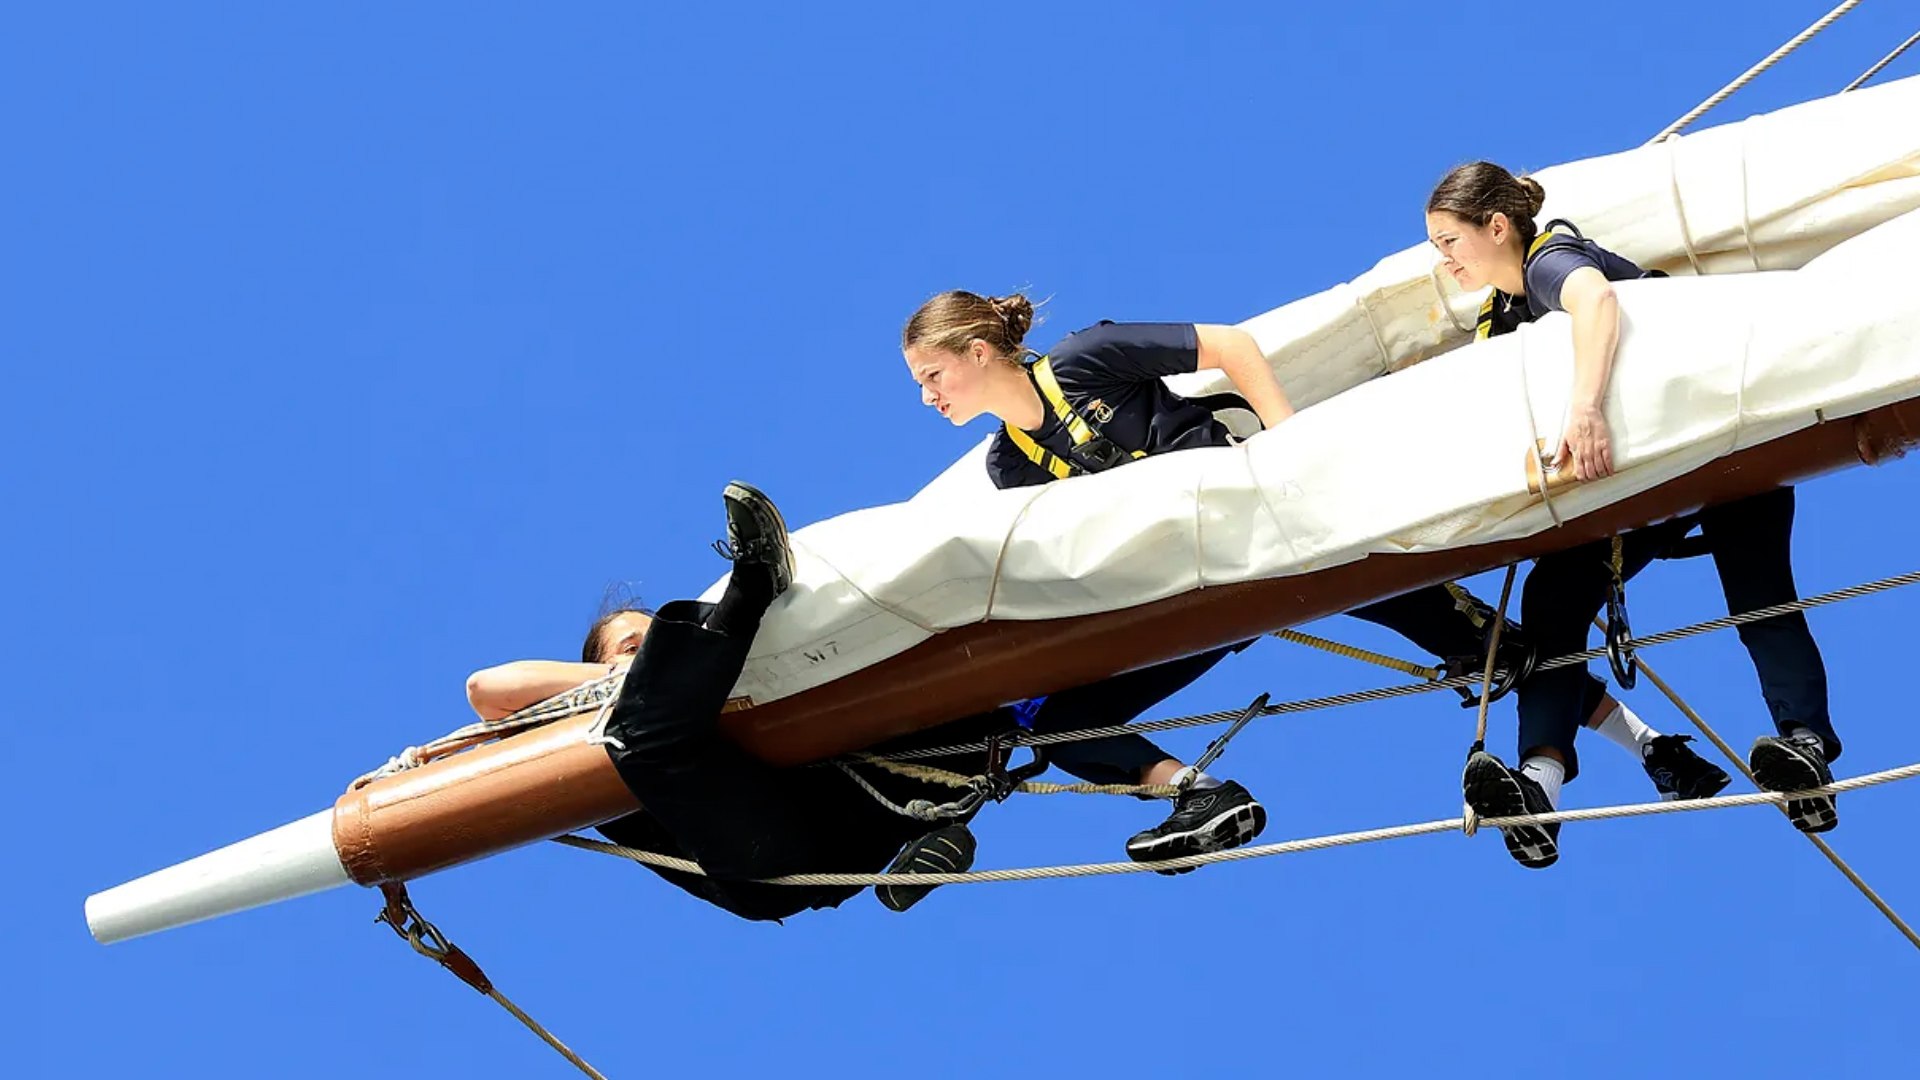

{"left": 1425, "top": 161, "right": 1841, "bottom": 870}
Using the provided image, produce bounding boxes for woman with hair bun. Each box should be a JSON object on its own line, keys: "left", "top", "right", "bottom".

{"left": 900, "top": 290, "right": 1724, "bottom": 867}
{"left": 902, "top": 295, "right": 1291, "bottom": 865}
{"left": 1426, "top": 161, "right": 1842, "bottom": 870}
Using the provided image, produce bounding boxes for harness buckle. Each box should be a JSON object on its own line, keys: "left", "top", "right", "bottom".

{"left": 1071, "top": 435, "right": 1135, "bottom": 473}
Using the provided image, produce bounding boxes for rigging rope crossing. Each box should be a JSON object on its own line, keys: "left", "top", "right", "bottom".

{"left": 1616, "top": 641, "right": 1920, "bottom": 950}
{"left": 871, "top": 567, "right": 1920, "bottom": 762}
{"left": 1647, "top": 0, "right": 1861, "bottom": 143}
{"left": 553, "top": 761, "right": 1920, "bottom": 886}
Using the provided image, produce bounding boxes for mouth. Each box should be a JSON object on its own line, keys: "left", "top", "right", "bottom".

{"left": 938, "top": 402, "right": 952, "bottom": 418}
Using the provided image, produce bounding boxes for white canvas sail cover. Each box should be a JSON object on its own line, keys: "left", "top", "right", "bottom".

{"left": 709, "top": 78, "right": 1920, "bottom": 708}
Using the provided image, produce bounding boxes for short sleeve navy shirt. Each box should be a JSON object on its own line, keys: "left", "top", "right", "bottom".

{"left": 1479, "top": 227, "right": 1652, "bottom": 338}
{"left": 1522, "top": 241, "right": 1647, "bottom": 318}
{"left": 985, "top": 322, "right": 1237, "bottom": 490}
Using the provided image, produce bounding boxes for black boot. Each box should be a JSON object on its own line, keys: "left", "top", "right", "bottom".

{"left": 875, "top": 823, "right": 977, "bottom": 912}
{"left": 706, "top": 481, "right": 796, "bottom": 636}
{"left": 1462, "top": 751, "right": 1560, "bottom": 869}
{"left": 1750, "top": 734, "right": 1838, "bottom": 833}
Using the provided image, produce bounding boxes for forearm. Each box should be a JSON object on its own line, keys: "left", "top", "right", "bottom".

{"left": 1567, "top": 293, "right": 1619, "bottom": 413}
{"left": 466, "top": 660, "right": 621, "bottom": 720}
{"left": 1197, "top": 325, "right": 1294, "bottom": 429}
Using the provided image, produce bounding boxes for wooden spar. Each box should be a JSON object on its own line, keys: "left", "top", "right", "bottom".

{"left": 323, "top": 400, "right": 1920, "bottom": 887}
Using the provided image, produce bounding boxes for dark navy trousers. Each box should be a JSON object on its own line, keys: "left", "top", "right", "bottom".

{"left": 1514, "top": 486, "right": 1835, "bottom": 782}
{"left": 597, "top": 595, "right": 1008, "bottom": 922}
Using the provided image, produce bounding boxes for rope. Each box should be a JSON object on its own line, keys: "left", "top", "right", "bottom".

{"left": 553, "top": 761, "right": 1920, "bottom": 886}
{"left": 1842, "top": 29, "right": 1920, "bottom": 92}
{"left": 871, "top": 567, "right": 1920, "bottom": 762}
{"left": 1471, "top": 566, "right": 1518, "bottom": 749}
{"left": 1272, "top": 628, "right": 1440, "bottom": 680}
{"left": 1461, "top": 564, "right": 1518, "bottom": 835}
{"left": 1615, "top": 634, "right": 1920, "bottom": 950}
{"left": 1647, "top": 1, "right": 1861, "bottom": 143}
{"left": 351, "top": 673, "right": 622, "bottom": 790}
{"left": 375, "top": 883, "right": 609, "bottom": 1080}
{"left": 832, "top": 760, "right": 993, "bottom": 822}
{"left": 854, "top": 754, "right": 1177, "bottom": 798}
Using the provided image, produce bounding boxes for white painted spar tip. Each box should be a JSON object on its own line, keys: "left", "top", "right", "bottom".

{"left": 86, "top": 810, "right": 353, "bottom": 945}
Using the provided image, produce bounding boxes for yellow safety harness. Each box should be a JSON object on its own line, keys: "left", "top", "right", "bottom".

{"left": 1473, "top": 223, "right": 1583, "bottom": 341}
{"left": 1003, "top": 356, "right": 1148, "bottom": 479}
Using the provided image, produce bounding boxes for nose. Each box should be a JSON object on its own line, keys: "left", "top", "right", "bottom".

{"left": 921, "top": 384, "right": 938, "bottom": 407}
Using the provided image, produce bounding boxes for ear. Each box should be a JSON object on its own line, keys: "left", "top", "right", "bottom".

{"left": 1488, "top": 212, "right": 1511, "bottom": 246}
{"left": 970, "top": 339, "right": 990, "bottom": 365}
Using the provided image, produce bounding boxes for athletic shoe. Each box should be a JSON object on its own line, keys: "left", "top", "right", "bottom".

{"left": 1125, "top": 780, "right": 1267, "bottom": 874}
{"left": 1750, "top": 734, "right": 1838, "bottom": 833}
{"left": 875, "top": 823, "right": 977, "bottom": 913}
{"left": 716, "top": 480, "right": 796, "bottom": 597}
{"left": 1462, "top": 751, "right": 1560, "bottom": 869}
{"left": 1641, "top": 734, "right": 1732, "bottom": 802}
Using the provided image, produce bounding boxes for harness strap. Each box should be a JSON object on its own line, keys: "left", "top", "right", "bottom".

{"left": 1003, "top": 421, "right": 1074, "bottom": 479}
{"left": 1005, "top": 356, "right": 1148, "bottom": 477}
{"left": 1033, "top": 358, "right": 1098, "bottom": 446}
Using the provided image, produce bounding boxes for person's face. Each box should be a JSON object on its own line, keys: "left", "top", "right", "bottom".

{"left": 596, "top": 611, "right": 653, "bottom": 663}
{"left": 1427, "top": 209, "right": 1516, "bottom": 292}
{"left": 905, "top": 340, "right": 998, "bottom": 425}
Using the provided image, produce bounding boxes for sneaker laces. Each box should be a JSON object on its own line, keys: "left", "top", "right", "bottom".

{"left": 712, "top": 536, "right": 777, "bottom": 563}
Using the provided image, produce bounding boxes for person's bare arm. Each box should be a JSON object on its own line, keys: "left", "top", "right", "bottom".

{"left": 1553, "top": 267, "right": 1620, "bottom": 482}
{"left": 1194, "top": 324, "right": 1294, "bottom": 430}
{"left": 465, "top": 659, "right": 628, "bottom": 721}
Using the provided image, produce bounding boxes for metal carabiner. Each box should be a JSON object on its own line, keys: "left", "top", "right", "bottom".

{"left": 1605, "top": 575, "right": 1639, "bottom": 689}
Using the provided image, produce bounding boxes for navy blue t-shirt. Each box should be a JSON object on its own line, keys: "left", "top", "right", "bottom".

{"left": 985, "top": 322, "right": 1239, "bottom": 489}
{"left": 1477, "top": 225, "right": 1649, "bottom": 339}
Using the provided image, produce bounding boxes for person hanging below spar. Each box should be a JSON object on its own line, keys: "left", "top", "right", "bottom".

{"left": 900, "top": 291, "right": 1726, "bottom": 866}
{"left": 463, "top": 481, "right": 1266, "bottom": 916}
{"left": 1426, "top": 161, "right": 1844, "bottom": 869}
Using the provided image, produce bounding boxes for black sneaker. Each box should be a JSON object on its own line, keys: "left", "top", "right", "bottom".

{"left": 875, "top": 823, "right": 977, "bottom": 913}
{"left": 1749, "top": 734, "right": 1838, "bottom": 833}
{"left": 717, "top": 480, "right": 796, "bottom": 597}
{"left": 1125, "top": 780, "right": 1266, "bottom": 874}
{"left": 1641, "top": 734, "right": 1732, "bottom": 802}
{"left": 1462, "top": 751, "right": 1560, "bottom": 869}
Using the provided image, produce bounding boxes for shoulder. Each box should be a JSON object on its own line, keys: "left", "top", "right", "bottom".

{"left": 1052, "top": 320, "right": 1198, "bottom": 357}
{"left": 1047, "top": 321, "right": 1200, "bottom": 382}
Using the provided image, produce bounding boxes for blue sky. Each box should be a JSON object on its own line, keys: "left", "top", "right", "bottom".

{"left": 8, "top": 4, "right": 1919, "bottom": 1077}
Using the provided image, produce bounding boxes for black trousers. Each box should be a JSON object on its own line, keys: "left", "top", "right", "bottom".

{"left": 1038, "top": 582, "right": 1620, "bottom": 787}
{"left": 1033, "top": 643, "right": 1252, "bottom": 787}
{"left": 1514, "top": 486, "right": 1836, "bottom": 782}
{"left": 1350, "top": 581, "right": 1611, "bottom": 718}
{"left": 596, "top": 593, "right": 1006, "bottom": 922}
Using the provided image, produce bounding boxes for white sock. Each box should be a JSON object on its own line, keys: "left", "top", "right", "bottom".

{"left": 1789, "top": 726, "right": 1826, "bottom": 756}
{"left": 1170, "top": 766, "right": 1223, "bottom": 790}
{"left": 1590, "top": 701, "right": 1662, "bottom": 759}
{"left": 1519, "top": 756, "right": 1565, "bottom": 809}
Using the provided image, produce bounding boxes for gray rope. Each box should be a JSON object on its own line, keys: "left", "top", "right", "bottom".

{"left": 1647, "top": 1, "right": 1862, "bottom": 143}
{"left": 872, "top": 567, "right": 1920, "bottom": 762}
{"left": 1842, "top": 29, "right": 1920, "bottom": 92}
{"left": 552, "top": 761, "right": 1920, "bottom": 886}
{"left": 832, "top": 761, "right": 987, "bottom": 822}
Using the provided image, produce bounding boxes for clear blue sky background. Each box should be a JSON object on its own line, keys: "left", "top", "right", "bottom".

{"left": 7, "top": 4, "right": 1918, "bottom": 1077}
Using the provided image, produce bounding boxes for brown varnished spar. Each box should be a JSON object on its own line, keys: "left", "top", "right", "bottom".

{"left": 332, "top": 400, "right": 1920, "bottom": 886}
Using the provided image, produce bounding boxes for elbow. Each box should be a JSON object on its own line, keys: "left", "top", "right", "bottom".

{"left": 465, "top": 667, "right": 511, "bottom": 719}
{"left": 1221, "top": 326, "right": 1262, "bottom": 363}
